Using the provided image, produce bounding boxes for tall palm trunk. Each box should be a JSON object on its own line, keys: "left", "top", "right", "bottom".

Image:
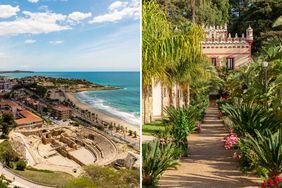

{"left": 188, "top": 0, "right": 196, "bottom": 23}
{"left": 181, "top": 85, "right": 188, "bottom": 107}
{"left": 176, "top": 84, "right": 180, "bottom": 108}
{"left": 143, "top": 87, "right": 148, "bottom": 124}
{"left": 161, "top": 83, "right": 164, "bottom": 117}
{"left": 187, "top": 84, "right": 190, "bottom": 106}
{"left": 168, "top": 87, "right": 173, "bottom": 106}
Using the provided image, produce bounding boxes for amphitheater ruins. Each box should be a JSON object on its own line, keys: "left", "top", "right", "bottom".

{"left": 9, "top": 125, "right": 122, "bottom": 176}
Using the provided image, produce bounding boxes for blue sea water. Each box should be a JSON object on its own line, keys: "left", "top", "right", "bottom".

{"left": 1, "top": 72, "right": 140, "bottom": 125}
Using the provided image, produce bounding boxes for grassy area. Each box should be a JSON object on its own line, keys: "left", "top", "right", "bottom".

{"left": 142, "top": 121, "right": 166, "bottom": 136}
{"left": 12, "top": 167, "right": 74, "bottom": 187}
{"left": 65, "top": 165, "right": 139, "bottom": 188}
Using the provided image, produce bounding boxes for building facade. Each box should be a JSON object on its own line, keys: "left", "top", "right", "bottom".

{"left": 0, "top": 100, "right": 43, "bottom": 128}
{"left": 202, "top": 24, "right": 253, "bottom": 69}
{"left": 52, "top": 105, "right": 72, "bottom": 120}
{"left": 143, "top": 24, "right": 253, "bottom": 123}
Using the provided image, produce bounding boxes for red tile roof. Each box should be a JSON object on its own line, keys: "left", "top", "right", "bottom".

{"left": 15, "top": 110, "right": 42, "bottom": 126}
{"left": 0, "top": 100, "right": 21, "bottom": 109}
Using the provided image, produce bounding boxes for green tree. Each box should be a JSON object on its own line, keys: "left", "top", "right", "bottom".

{"left": 1, "top": 113, "right": 15, "bottom": 136}
{"left": 155, "top": 0, "right": 230, "bottom": 26}
{"left": 230, "top": 0, "right": 282, "bottom": 53}
{"left": 16, "top": 160, "right": 26, "bottom": 171}
{"left": 142, "top": 0, "right": 172, "bottom": 123}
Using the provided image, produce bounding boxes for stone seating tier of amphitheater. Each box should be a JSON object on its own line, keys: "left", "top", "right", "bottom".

{"left": 17, "top": 126, "right": 117, "bottom": 166}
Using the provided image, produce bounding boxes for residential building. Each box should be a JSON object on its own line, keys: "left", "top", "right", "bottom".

{"left": 202, "top": 24, "right": 253, "bottom": 69}
{"left": 0, "top": 100, "right": 43, "bottom": 128}
{"left": 52, "top": 104, "right": 72, "bottom": 120}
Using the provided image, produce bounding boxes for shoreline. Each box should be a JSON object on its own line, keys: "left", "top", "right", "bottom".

{"left": 64, "top": 92, "right": 140, "bottom": 133}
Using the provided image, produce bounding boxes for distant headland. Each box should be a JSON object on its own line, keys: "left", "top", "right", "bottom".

{"left": 0, "top": 70, "right": 34, "bottom": 74}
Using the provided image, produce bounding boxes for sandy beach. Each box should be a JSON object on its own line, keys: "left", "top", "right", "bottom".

{"left": 64, "top": 92, "right": 140, "bottom": 134}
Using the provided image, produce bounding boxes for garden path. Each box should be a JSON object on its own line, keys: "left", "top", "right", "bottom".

{"left": 159, "top": 105, "right": 261, "bottom": 188}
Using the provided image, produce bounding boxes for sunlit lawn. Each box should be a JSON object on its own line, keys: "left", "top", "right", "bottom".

{"left": 142, "top": 121, "right": 166, "bottom": 136}
{"left": 12, "top": 167, "right": 74, "bottom": 187}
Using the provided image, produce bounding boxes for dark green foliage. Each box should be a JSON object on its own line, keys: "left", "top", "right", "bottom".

{"left": 164, "top": 106, "right": 199, "bottom": 141}
{"left": 0, "top": 179, "right": 8, "bottom": 188}
{"left": 142, "top": 140, "right": 179, "bottom": 186}
{"left": 0, "top": 141, "right": 19, "bottom": 167}
{"left": 16, "top": 160, "right": 26, "bottom": 171}
{"left": 221, "top": 102, "right": 281, "bottom": 137}
{"left": 229, "top": 0, "right": 282, "bottom": 53}
{"left": 155, "top": 0, "right": 230, "bottom": 26}
{"left": 245, "top": 129, "right": 282, "bottom": 178}
{"left": 24, "top": 83, "right": 47, "bottom": 98}
{"left": 238, "top": 140, "right": 253, "bottom": 173}
{"left": 96, "top": 125, "right": 104, "bottom": 131}
{"left": 196, "top": 0, "right": 230, "bottom": 26}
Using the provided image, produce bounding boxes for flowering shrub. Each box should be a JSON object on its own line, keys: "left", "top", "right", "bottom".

{"left": 224, "top": 129, "right": 239, "bottom": 150}
{"left": 159, "top": 137, "right": 174, "bottom": 145}
{"left": 260, "top": 176, "right": 282, "bottom": 188}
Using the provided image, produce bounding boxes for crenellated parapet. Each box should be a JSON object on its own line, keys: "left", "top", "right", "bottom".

{"left": 202, "top": 23, "right": 253, "bottom": 44}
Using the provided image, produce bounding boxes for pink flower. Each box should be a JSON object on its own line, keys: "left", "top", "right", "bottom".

{"left": 224, "top": 133, "right": 239, "bottom": 150}
{"left": 267, "top": 179, "right": 274, "bottom": 186}
{"left": 274, "top": 176, "right": 281, "bottom": 183}
{"left": 160, "top": 138, "right": 165, "bottom": 142}
{"left": 261, "top": 181, "right": 267, "bottom": 187}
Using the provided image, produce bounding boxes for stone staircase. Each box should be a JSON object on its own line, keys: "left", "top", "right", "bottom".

{"left": 203, "top": 106, "right": 223, "bottom": 124}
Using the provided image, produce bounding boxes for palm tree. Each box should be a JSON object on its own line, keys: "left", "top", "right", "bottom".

{"left": 245, "top": 129, "right": 282, "bottom": 178}
{"left": 142, "top": 1, "right": 173, "bottom": 123}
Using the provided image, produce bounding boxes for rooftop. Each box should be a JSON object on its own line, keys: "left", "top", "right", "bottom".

{"left": 53, "top": 105, "right": 72, "bottom": 112}
{"left": 0, "top": 100, "right": 21, "bottom": 109}
{"left": 15, "top": 110, "right": 43, "bottom": 125}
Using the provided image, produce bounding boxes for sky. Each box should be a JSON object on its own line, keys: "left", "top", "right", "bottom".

{"left": 0, "top": 0, "right": 140, "bottom": 71}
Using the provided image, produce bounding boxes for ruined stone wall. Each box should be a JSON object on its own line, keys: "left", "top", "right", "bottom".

{"left": 59, "top": 136, "right": 77, "bottom": 149}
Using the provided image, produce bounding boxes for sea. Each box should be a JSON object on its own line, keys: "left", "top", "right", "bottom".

{"left": 1, "top": 72, "right": 140, "bottom": 126}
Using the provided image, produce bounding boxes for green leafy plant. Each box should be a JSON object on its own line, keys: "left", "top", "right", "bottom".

{"left": 164, "top": 106, "right": 198, "bottom": 156}
{"left": 245, "top": 129, "right": 282, "bottom": 178}
{"left": 221, "top": 102, "right": 281, "bottom": 137}
{"left": 142, "top": 140, "right": 179, "bottom": 186}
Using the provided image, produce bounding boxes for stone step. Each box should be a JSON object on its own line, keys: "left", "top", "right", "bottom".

{"left": 205, "top": 114, "right": 219, "bottom": 117}
{"left": 204, "top": 116, "right": 219, "bottom": 120}
{"left": 202, "top": 119, "right": 223, "bottom": 124}
{"left": 205, "top": 112, "right": 220, "bottom": 115}
{"left": 206, "top": 109, "right": 219, "bottom": 112}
